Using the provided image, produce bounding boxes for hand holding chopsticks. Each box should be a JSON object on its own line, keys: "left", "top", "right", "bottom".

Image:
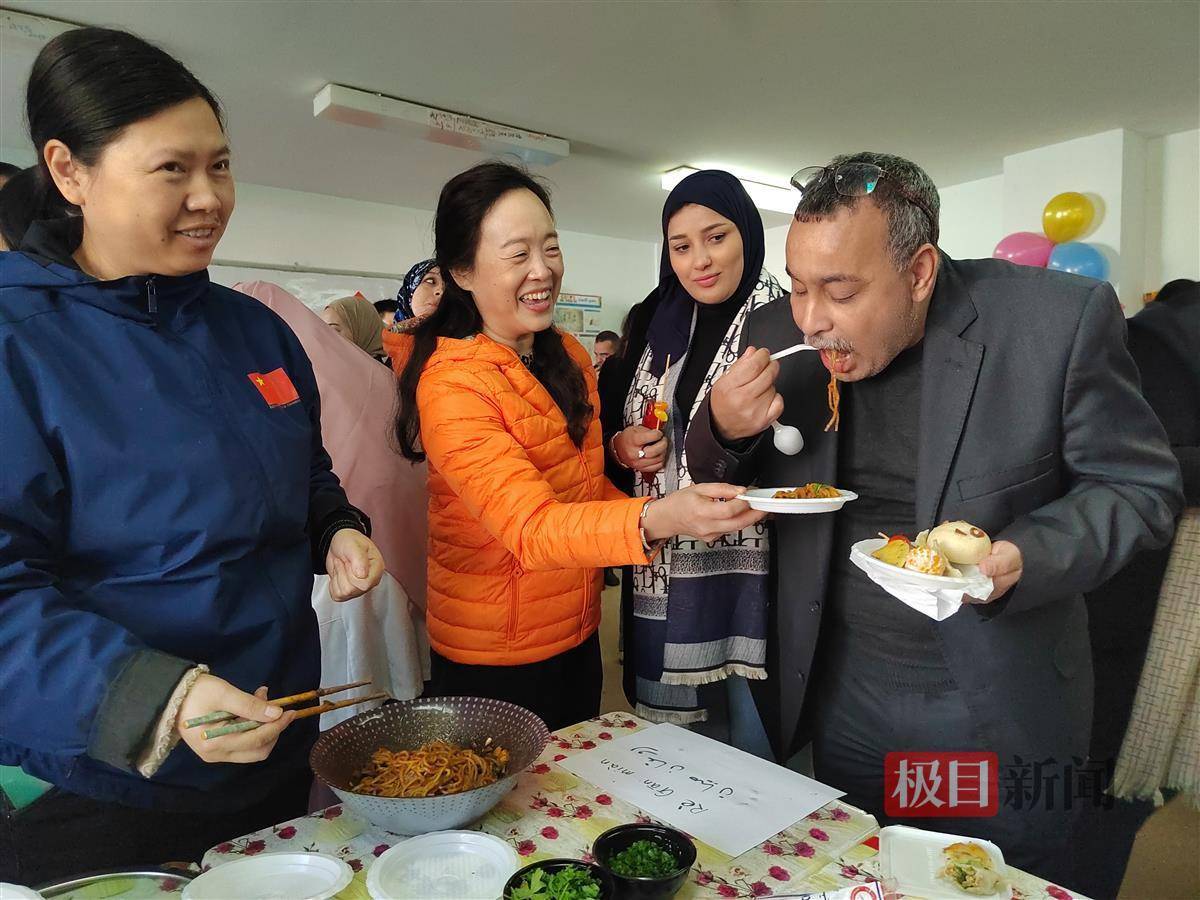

{"left": 185, "top": 680, "right": 385, "bottom": 739}
{"left": 176, "top": 675, "right": 387, "bottom": 763}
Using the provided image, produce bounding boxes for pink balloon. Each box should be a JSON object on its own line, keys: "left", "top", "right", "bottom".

{"left": 993, "top": 231, "right": 1055, "bottom": 267}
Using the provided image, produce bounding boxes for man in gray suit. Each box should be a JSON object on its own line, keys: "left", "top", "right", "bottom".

{"left": 686, "top": 151, "right": 1182, "bottom": 883}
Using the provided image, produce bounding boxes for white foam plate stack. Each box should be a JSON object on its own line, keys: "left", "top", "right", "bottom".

{"left": 367, "top": 831, "right": 519, "bottom": 900}
{"left": 183, "top": 852, "right": 353, "bottom": 900}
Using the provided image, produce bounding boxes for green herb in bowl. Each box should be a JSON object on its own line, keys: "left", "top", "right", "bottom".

{"left": 608, "top": 839, "right": 681, "bottom": 879}
{"left": 508, "top": 864, "right": 603, "bottom": 900}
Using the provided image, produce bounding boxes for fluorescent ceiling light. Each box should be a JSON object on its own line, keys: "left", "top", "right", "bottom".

{"left": 314, "top": 84, "right": 569, "bottom": 167}
{"left": 661, "top": 166, "right": 800, "bottom": 215}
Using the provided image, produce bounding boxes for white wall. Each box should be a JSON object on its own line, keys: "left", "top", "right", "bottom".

{"left": 216, "top": 183, "right": 656, "bottom": 334}
{"left": 1145, "top": 128, "right": 1200, "bottom": 291}
{"left": 764, "top": 223, "right": 790, "bottom": 285}
{"left": 217, "top": 183, "right": 433, "bottom": 276}
{"left": 938, "top": 175, "right": 1005, "bottom": 261}
{"left": 547, "top": 229, "right": 660, "bottom": 334}
{"left": 0, "top": 144, "right": 35, "bottom": 168}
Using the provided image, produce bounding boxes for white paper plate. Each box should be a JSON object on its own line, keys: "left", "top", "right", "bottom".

{"left": 0, "top": 885, "right": 43, "bottom": 900}
{"left": 851, "top": 538, "right": 991, "bottom": 590}
{"left": 367, "top": 831, "right": 519, "bottom": 900}
{"left": 737, "top": 488, "right": 857, "bottom": 514}
{"left": 183, "top": 853, "right": 352, "bottom": 900}
{"left": 879, "top": 825, "right": 1011, "bottom": 900}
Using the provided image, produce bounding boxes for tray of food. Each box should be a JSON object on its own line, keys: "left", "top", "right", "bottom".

{"left": 850, "top": 520, "right": 993, "bottom": 589}
{"left": 878, "top": 825, "right": 1010, "bottom": 898}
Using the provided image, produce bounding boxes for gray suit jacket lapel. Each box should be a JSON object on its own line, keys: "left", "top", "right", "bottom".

{"left": 916, "top": 260, "right": 984, "bottom": 527}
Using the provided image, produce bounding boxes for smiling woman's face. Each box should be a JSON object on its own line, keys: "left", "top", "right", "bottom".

{"left": 666, "top": 203, "right": 744, "bottom": 305}
{"left": 452, "top": 187, "right": 564, "bottom": 350}
{"left": 50, "top": 97, "right": 234, "bottom": 278}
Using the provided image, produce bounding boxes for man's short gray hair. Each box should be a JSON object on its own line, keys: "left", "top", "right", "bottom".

{"left": 794, "top": 151, "right": 940, "bottom": 268}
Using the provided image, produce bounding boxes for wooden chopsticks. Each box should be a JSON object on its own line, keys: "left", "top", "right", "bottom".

{"left": 183, "top": 680, "right": 386, "bottom": 739}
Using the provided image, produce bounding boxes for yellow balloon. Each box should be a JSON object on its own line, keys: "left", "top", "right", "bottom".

{"left": 1043, "top": 192, "right": 1095, "bottom": 243}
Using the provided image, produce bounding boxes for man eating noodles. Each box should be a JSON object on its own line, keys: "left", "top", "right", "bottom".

{"left": 686, "top": 151, "right": 1182, "bottom": 884}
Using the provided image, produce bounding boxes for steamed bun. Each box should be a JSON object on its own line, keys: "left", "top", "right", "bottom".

{"left": 928, "top": 521, "right": 992, "bottom": 565}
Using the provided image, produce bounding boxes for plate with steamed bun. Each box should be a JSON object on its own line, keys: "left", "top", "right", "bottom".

{"left": 850, "top": 521, "right": 993, "bottom": 589}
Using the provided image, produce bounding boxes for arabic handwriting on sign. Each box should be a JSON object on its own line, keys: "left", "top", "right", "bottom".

{"left": 632, "top": 746, "right": 668, "bottom": 770}
{"left": 643, "top": 779, "right": 674, "bottom": 798}
{"left": 678, "top": 800, "right": 707, "bottom": 814}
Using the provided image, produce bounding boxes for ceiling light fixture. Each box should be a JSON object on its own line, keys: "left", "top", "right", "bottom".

{"left": 313, "top": 84, "right": 570, "bottom": 167}
{"left": 660, "top": 166, "right": 800, "bottom": 215}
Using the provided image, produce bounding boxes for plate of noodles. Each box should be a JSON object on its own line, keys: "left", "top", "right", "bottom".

{"left": 737, "top": 483, "right": 858, "bottom": 514}
{"left": 310, "top": 696, "right": 550, "bottom": 836}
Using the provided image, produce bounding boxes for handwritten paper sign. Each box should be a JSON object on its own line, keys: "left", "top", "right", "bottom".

{"left": 559, "top": 723, "right": 844, "bottom": 857}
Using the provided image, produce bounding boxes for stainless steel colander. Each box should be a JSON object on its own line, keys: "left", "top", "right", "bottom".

{"left": 309, "top": 696, "right": 550, "bottom": 836}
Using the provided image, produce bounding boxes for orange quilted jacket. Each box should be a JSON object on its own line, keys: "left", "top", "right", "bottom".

{"left": 418, "top": 332, "right": 652, "bottom": 665}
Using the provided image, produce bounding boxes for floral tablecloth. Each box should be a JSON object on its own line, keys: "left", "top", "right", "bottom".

{"left": 202, "top": 713, "right": 1084, "bottom": 899}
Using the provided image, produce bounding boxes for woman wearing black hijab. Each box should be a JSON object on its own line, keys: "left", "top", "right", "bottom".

{"left": 606, "top": 170, "right": 785, "bottom": 751}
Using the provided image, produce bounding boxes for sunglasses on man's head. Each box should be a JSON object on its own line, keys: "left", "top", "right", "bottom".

{"left": 791, "top": 163, "right": 939, "bottom": 245}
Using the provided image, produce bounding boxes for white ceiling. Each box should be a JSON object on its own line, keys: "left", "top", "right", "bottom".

{"left": 2, "top": 0, "right": 1197, "bottom": 242}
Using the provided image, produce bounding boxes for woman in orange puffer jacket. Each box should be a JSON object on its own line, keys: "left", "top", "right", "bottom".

{"left": 394, "top": 162, "right": 764, "bottom": 730}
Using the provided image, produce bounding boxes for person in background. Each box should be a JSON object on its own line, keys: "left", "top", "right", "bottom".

{"left": 686, "top": 151, "right": 1182, "bottom": 884}
{"left": 390, "top": 257, "right": 444, "bottom": 334}
{"left": 321, "top": 293, "right": 389, "bottom": 364}
{"left": 598, "top": 309, "right": 651, "bottom": 588}
{"left": 393, "top": 161, "right": 765, "bottom": 731}
{"left": 1071, "top": 277, "right": 1199, "bottom": 899}
{"left": 600, "top": 291, "right": 659, "bottom": 491}
{"left": 374, "top": 297, "right": 399, "bottom": 327}
{"left": 592, "top": 329, "right": 620, "bottom": 370}
{"left": 607, "top": 171, "right": 785, "bottom": 754}
{"left": 0, "top": 27, "right": 383, "bottom": 883}
{"left": 238, "top": 281, "right": 430, "bottom": 727}
{"left": 0, "top": 162, "right": 27, "bottom": 250}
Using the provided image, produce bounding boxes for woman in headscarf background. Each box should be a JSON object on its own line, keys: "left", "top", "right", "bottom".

{"left": 606, "top": 170, "right": 786, "bottom": 756}
{"left": 390, "top": 258, "right": 445, "bottom": 334}
{"left": 322, "top": 293, "right": 388, "bottom": 364}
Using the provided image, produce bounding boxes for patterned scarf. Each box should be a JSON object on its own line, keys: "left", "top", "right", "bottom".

{"left": 1112, "top": 508, "right": 1200, "bottom": 808}
{"left": 625, "top": 269, "right": 783, "bottom": 723}
{"left": 395, "top": 258, "right": 437, "bottom": 321}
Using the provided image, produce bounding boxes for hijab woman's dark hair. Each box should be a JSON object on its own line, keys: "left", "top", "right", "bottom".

{"left": 394, "top": 161, "right": 592, "bottom": 462}
{"left": 0, "top": 26, "right": 223, "bottom": 248}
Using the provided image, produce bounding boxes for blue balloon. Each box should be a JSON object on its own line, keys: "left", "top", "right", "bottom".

{"left": 1047, "top": 242, "right": 1110, "bottom": 281}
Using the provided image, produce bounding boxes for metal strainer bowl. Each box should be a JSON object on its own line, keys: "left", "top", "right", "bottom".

{"left": 309, "top": 696, "right": 550, "bottom": 836}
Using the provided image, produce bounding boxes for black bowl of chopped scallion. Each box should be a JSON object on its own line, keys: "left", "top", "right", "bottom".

{"left": 593, "top": 823, "right": 696, "bottom": 899}
{"left": 504, "top": 858, "right": 615, "bottom": 900}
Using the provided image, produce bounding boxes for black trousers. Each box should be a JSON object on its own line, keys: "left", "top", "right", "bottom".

{"left": 430, "top": 631, "right": 603, "bottom": 732}
{"left": 0, "top": 768, "right": 310, "bottom": 888}
{"left": 810, "top": 652, "right": 1083, "bottom": 891}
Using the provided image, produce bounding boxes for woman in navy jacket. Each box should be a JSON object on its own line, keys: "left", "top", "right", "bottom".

{"left": 0, "top": 28, "right": 384, "bottom": 883}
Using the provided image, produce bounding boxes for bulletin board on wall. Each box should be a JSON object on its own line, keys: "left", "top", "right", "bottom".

{"left": 553, "top": 292, "right": 603, "bottom": 340}
{"left": 210, "top": 261, "right": 402, "bottom": 313}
